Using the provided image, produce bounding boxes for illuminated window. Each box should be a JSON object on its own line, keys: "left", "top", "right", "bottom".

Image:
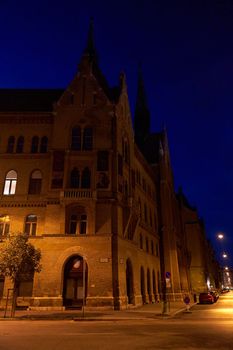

{"left": 81, "top": 167, "right": 91, "bottom": 188}
{"left": 28, "top": 170, "right": 42, "bottom": 194}
{"left": 3, "top": 170, "right": 17, "bottom": 195}
{"left": 71, "top": 127, "right": 81, "bottom": 150}
{"left": 7, "top": 136, "right": 15, "bottom": 153}
{"left": 0, "top": 215, "right": 10, "bottom": 236}
{"left": 24, "top": 215, "right": 37, "bottom": 236}
{"left": 16, "top": 136, "right": 24, "bottom": 153}
{"left": 83, "top": 127, "right": 93, "bottom": 150}
{"left": 40, "top": 136, "right": 48, "bottom": 153}
{"left": 70, "top": 168, "right": 80, "bottom": 188}
{"left": 31, "top": 136, "right": 39, "bottom": 153}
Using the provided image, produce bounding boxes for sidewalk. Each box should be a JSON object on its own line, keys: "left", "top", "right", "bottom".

{"left": 0, "top": 301, "right": 196, "bottom": 321}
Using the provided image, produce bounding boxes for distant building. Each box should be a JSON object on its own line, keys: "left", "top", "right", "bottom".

{"left": 0, "top": 21, "right": 218, "bottom": 310}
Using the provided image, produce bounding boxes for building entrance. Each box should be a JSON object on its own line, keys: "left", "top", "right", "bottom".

{"left": 63, "top": 256, "right": 87, "bottom": 308}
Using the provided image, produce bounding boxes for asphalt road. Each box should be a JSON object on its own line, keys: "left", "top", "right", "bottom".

{"left": 0, "top": 292, "right": 233, "bottom": 350}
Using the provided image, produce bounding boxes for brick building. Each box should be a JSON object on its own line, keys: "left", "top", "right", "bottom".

{"left": 0, "top": 22, "right": 216, "bottom": 310}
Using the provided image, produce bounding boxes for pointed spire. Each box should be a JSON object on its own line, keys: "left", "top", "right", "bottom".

{"left": 134, "top": 62, "right": 151, "bottom": 153}
{"left": 83, "top": 17, "right": 98, "bottom": 63}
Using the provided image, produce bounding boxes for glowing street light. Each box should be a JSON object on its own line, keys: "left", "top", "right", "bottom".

{"left": 217, "top": 233, "right": 224, "bottom": 240}
{"left": 222, "top": 253, "right": 228, "bottom": 258}
{"left": 225, "top": 267, "right": 229, "bottom": 270}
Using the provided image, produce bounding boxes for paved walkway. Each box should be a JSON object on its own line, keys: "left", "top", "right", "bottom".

{"left": 0, "top": 301, "right": 195, "bottom": 321}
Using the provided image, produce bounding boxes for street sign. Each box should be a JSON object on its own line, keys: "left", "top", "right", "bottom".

{"left": 165, "top": 271, "right": 171, "bottom": 278}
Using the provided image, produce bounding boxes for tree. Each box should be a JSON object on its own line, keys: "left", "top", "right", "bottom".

{"left": 0, "top": 233, "right": 42, "bottom": 317}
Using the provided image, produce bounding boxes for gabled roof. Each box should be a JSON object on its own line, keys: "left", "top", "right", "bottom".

{"left": 0, "top": 89, "right": 64, "bottom": 112}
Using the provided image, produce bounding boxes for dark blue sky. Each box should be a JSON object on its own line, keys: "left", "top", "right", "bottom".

{"left": 1, "top": 0, "right": 232, "bottom": 267}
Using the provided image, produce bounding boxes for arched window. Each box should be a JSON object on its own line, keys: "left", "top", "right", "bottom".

{"left": 81, "top": 167, "right": 91, "bottom": 188}
{"left": 31, "top": 136, "right": 39, "bottom": 153}
{"left": 70, "top": 168, "right": 80, "bottom": 188}
{"left": 16, "top": 136, "right": 24, "bottom": 153}
{"left": 66, "top": 207, "right": 87, "bottom": 235}
{"left": 28, "top": 170, "right": 42, "bottom": 194}
{"left": 24, "top": 215, "right": 37, "bottom": 236}
{"left": 40, "top": 136, "right": 48, "bottom": 153}
{"left": 7, "top": 136, "right": 15, "bottom": 153}
{"left": 71, "top": 127, "right": 81, "bottom": 150}
{"left": 0, "top": 215, "right": 10, "bottom": 236}
{"left": 3, "top": 170, "right": 17, "bottom": 195}
{"left": 83, "top": 127, "right": 93, "bottom": 150}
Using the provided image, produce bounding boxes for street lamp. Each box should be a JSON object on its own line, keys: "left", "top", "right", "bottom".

{"left": 217, "top": 233, "right": 224, "bottom": 240}
{"left": 225, "top": 267, "right": 229, "bottom": 270}
{"left": 222, "top": 253, "right": 228, "bottom": 259}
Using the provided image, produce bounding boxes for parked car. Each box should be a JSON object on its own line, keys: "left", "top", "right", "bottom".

{"left": 210, "top": 291, "right": 219, "bottom": 302}
{"left": 199, "top": 292, "right": 214, "bottom": 304}
{"left": 221, "top": 288, "right": 230, "bottom": 294}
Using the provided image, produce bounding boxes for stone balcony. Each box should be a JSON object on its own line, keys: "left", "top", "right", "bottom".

{"left": 60, "top": 189, "right": 96, "bottom": 200}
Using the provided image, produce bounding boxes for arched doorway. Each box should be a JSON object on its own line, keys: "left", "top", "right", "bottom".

{"left": 126, "top": 258, "right": 134, "bottom": 304}
{"left": 140, "top": 266, "right": 146, "bottom": 304}
{"left": 63, "top": 255, "right": 88, "bottom": 308}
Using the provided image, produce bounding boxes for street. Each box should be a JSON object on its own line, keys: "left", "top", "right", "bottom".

{"left": 0, "top": 292, "right": 233, "bottom": 350}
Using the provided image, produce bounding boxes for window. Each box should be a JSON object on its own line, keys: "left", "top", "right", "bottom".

{"left": 118, "top": 154, "right": 123, "bottom": 175}
{"left": 151, "top": 241, "right": 154, "bottom": 255}
{"left": 146, "top": 238, "right": 149, "bottom": 253}
{"left": 0, "top": 277, "right": 4, "bottom": 298}
{"left": 70, "top": 168, "right": 80, "bottom": 188}
{"left": 0, "top": 215, "right": 10, "bottom": 236}
{"left": 16, "top": 136, "right": 24, "bottom": 153}
{"left": 139, "top": 233, "right": 143, "bottom": 249}
{"left": 3, "top": 170, "right": 17, "bottom": 195}
{"left": 31, "top": 136, "right": 39, "bottom": 153}
{"left": 83, "top": 127, "right": 93, "bottom": 150}
{"left": 7, "top": 136, "right": 15, "bottom": 153}
{"left": 24, "top": 215, "right": 37, "bottom": 236}
{"left": 80, "top": 214, "right": 87, "bottom": 234}
{"left": 144, "top": 203, "right": 148, "bottom": 223}
{"left": 40, "top": 136, "right": 48, "bottom": 153}
{"left": 122, "top": 137, "right": 130, "bottom": 164}
{"left": 71, "top": 127, "right": 81, "bottom": 150}
{"left": 149, "top": 209, "right": 153, "bottom": 227}
{"left": 156, "top": 243, "right": 159, "bottom": 257}
{"left": 28, "top": 170, "right": 42, "bottom": 194}
{"left": 81, "top": 167, "right": 91, "bottom": 188}
{"left": 97, "top": 151, "right": 109, "bottom": 171}
{"left": 69, "top": 214, "right": 78, "bottom": 234}
{"left": 67, "top": 210, "right": 87, "bottom": 235}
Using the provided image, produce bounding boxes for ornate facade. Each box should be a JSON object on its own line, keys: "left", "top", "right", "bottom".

{"left": 0, "top": 22, "right": 216, "bottom": 310}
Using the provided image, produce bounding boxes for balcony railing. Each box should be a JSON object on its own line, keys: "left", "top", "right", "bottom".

{"left": 61, "top": 189, "right": 94, "bottom": 200}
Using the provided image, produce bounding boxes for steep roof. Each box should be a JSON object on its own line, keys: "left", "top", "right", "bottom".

{"left": 0, "top": 89, "right": 64, "bottom": 112}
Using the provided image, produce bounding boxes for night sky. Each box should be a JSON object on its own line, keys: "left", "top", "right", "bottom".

{"left": 0, "top": 0, "right": 232, "bottom": 267}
